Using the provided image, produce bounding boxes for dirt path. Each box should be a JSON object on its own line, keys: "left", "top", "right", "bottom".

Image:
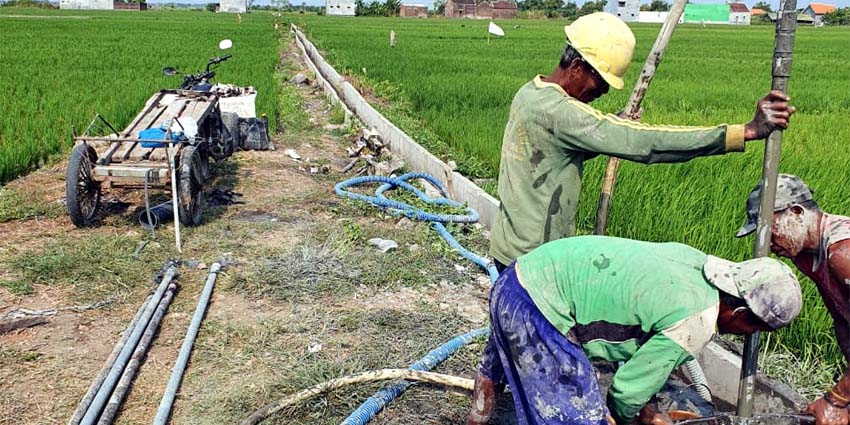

{"left": 0, "top": 35, "right": 493, "bottom": 425}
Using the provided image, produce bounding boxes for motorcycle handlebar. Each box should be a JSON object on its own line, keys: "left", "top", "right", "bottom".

{"left": 206, "top": 54, "right": 232, "bottom": 71}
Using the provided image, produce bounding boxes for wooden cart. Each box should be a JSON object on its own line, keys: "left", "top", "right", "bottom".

{"left": 66, "top": 88, "right": 235, "bottom": 228}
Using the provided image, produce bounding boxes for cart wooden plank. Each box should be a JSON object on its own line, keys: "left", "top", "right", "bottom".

{"left": 98, "top": 91, "right": 168, "bottom": 165}
{"left": 116, "top": 95, "right": 187, "bottom": 161}
{"left": 94, "top": 165, "right": 169, "bottom": 180}
{"left": 95, "top": 90, "right": 219, "bottom": 166}
{"left": 129, "top": 95, "right": 217, "bottom": 162}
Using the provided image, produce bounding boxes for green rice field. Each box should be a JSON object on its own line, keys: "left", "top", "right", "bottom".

{"left": 292, "top": 16, "right": 850, "bottom": 376}
{"left": 0, "top": 9, "right": 279, "bottom": 183}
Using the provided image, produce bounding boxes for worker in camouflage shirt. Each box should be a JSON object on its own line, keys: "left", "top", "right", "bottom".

{"left": 736, "top": 175, "right": 850, "bottom": 425}
{"left": 489, "top": 12, "right": 796, "bottom": 271}
{"left": 467, "top": 236, "right": 802, "bottom": 425}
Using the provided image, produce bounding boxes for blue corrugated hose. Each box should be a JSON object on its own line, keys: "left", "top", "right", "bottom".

{"left": 334, "top": 172, "right": 497, "bottom": 424}
{"left": 335, "top": 172, "right": 499, "bottom": 282}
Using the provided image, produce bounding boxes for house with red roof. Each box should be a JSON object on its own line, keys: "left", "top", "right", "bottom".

{"left": 729, "top": 2, "right": 750, "bottom": 24}
{"left": 802, "top": 2, "right": 837, "bottom": 25}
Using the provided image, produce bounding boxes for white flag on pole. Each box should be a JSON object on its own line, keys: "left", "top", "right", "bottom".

{"left": 488, "top": 21, "right": 505, "bottom": 37}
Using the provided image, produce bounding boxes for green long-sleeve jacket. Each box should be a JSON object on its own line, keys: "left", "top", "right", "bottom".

{"left": 490, "top": 76, "right": 746, "bottom": 265}
{"left": 516, "top": 236, "right": 721, "bottom": 424}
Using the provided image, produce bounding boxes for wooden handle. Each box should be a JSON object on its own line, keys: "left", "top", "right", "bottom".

{"left": 593, "top": 0, "right": 688, "bottom": 235}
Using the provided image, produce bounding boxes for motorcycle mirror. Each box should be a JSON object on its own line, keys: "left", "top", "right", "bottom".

{"left": 218, "top": 39, "right": 233, "bottom": 50}
{"left": 162, "top": 67, "right": 178, "bottom": 76}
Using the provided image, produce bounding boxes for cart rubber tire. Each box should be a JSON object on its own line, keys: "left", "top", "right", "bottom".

{"left": 197, "top": 144, "right": 211, "bottom": 182}
{"left": 66, "top": 143, "right": 101, "bottom": 228}
{"left": 177, "top": 146, "right": 205, "bottom": 226}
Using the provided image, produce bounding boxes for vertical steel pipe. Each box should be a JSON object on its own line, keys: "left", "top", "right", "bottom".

{"left": 737, "top": 0, "right": 798, "bottom": 416}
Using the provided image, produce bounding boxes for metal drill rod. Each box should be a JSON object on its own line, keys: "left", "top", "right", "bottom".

{"left": 593, "top": 0, "right": 688, "bottom": 235}
{"left": 737, "top": 0, "right": 798, "bottom": 417}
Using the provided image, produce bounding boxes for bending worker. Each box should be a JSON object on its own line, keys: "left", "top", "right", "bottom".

{"left": 736, "top": 174, "right": 850, "bottom": 425}
{"left": 468, "top": 235, "right": 803, "bottom": 425}
{"left": 490, "top": 12, "right": 796, "bottom": 272}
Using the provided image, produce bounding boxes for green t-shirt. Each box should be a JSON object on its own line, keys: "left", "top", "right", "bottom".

{"left": 490, "top": 76, "right": 745, "bottom": 265}
{"left": 516, "top": 235, "right": 720, "bottom": 423}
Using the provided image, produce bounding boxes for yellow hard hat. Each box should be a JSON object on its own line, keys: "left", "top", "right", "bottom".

{"left": 564, "top": 12, "right": 635, "bottom": 90}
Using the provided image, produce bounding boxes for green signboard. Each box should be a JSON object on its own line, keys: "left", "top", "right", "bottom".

{"left": 684, "top": 3, "right": 730, "bottom": 23}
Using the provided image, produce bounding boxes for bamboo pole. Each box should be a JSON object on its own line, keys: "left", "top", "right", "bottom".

{"left": 242, "top": 369, "right": 474, "bottom": 425}
{"left": 737, "top": 0, "right": 798, "bottom": 417}
{"left": 593, "top": 0, "right": 687, "bottom": 236}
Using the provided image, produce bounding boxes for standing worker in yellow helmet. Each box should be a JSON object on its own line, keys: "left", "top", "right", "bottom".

{"left": 475, "top": 11, "right": 797, "bottom": 425}
{"left": 489, "top": 12, "right": 796, "bottom": 273}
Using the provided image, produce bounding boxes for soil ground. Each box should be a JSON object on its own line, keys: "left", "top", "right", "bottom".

{"left": 0, "top": 34, "right": 499, "bottom": 425}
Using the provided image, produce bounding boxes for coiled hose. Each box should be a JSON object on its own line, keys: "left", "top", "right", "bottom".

{"left": 335, "top": 172, "right": 499, "bottom": 282}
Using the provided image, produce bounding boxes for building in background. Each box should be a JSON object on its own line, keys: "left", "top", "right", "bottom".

{"left": 219, "top": 0, "right": 247, "bottom": 12}
{"left": 60, "top": 0, "right": 112, "bottom": 9}
{"left": 605, "top": 0, "right": 639, "bottom": 22}
{"left": 400, "top": 4, "right": 428, "bottom": 17}
{"left": 488, "top": 0, "right": 517, "bottom": 18}
{"left": 326, "top": 0, "right": 355, "bottom": 16}
{"left": 445, "top": 0, "right": 477, "bottom": 17}
{"left": 765, "top": 11, "right": 815, "bottom": 24}
{"left": 444, "top": 0, "right": 515, "bottom": 18}
{"left": 683, "top": 3, "right": 730, "bottom": 24}
{"left": 728, "top": 2, "right": 750, "bottom": 24}
{"left": 113, "top": 2, "right": 148, "bottom": 9}
{"left": 476, "top": 0, "right": 492, "bottom": 17}
{"left": 802, "top": 2, "right": 836, "bottom": 25}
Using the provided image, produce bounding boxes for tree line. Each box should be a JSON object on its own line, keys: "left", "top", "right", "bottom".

{"left": 356, "top": 0, "right": 400, "bottom": 16}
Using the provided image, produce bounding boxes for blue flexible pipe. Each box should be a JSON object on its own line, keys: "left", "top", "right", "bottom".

{"left": 334, "top": 172, "right": 496, "bottom": 280}
{"left": 335, "top": 172, "right": 497, "bottom": 424}
{"left": 340, "top": 327, "right": 489, "bottom": 425}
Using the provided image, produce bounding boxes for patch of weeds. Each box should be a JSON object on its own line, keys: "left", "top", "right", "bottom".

{"left": 0, "top": 186, "right": 62, "bottom": 223}
{"left": 0, "top": 348, "right": 42, "bottom": 366}
{"left": 328, "top": 103, "right": 346, "bottom": 125}
{"left": 340, "top": 218, "right": 363, "bottom": 243}
{"left": 275, "top": 37, "right": 311, "bottom": 136}
{"left": 760, "top": 342, "right": 840, "bottom": 401}
{"left": 226, "top": 307, "right": 474, "bottom": 424}
{"left": 5, "top": 233, "right": 166, "bottom": 302}
{"left": 0, "top": 279, "right": 34, "bottom": 295}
